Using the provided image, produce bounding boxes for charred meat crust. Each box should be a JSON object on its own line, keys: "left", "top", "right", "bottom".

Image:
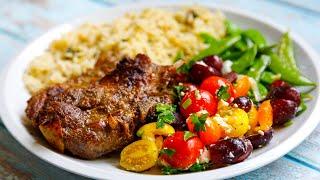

{"left": 25, "top": 54, "right": 180, "bottom": 159}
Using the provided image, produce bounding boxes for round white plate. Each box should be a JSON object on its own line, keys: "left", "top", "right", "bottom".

{"left": 1, "top": 1, "right": 320, "bottom": 179}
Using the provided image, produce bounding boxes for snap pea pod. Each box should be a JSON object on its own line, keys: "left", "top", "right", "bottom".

{"left": 178, "top": 35, "right": 241, "bottom": 73}
{"left": 220, "top": 50, "right": 243, "bottom": 61}
{"left": 269, "top": 53, "right": 316, "bottom": 86}
{"left": 174, "top": 50, "right": 184, "bottom": 62}
{"left": 296, "top": 101, "right": 307, "bottom": 117}
{"left": 247, "top": 55, "right": 271, "bottom": 82}
{"left": 260, "top": 71, "right": 281, "bottom": 84}
{"left": 190, "top": 35, "right": 241, "bottom": 62}
{"left": 199, "top": 32, "right": 217, "bottom": 44}
{"left": 242, "top": 29, "right": 266, "bottom": 48}
{"left": 277, "top": 32, "right": 298, "bottom": 71}
{"left": 234, "top": 37, "right": 254, "bottom": 51}
{"left": 258, "top": 83, "right": 268, "bottom": 99}
{"left": 225, "top": 20, "right": 242, "bottom": 35}
{"left": 231, "top": 45, "right": 257, "bottom": 73}
{"left": 258, "top": 44, "right": 277, "bottom": 54}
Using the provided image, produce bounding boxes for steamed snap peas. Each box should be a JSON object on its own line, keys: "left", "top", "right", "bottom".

{"left": 277, "top": 32, "right": 298, "bottom": 71}
{"left": 178, "top": 35, "right": 241, "bottom": 73}
{"left": 260, "top": 71, "right": 281, "bottom": 84}
{"left": 269, "top": 53, "right": 315, "bottom": 86}
{"left": 221, "top": 50, "right": 243, "bottom": 61}
{"left": 199, "top": 32, "right": 217, "bottom": 44}
{"left": 242, "top": 29, "right": 266, "bottom": 48}
{"left": 191, "top": 35, "right": 241, "bottom": 62}
{"left": 268, "top": 33, "right": 315, "bottom": 86}
{"left": 258, "top": 83, "right": 268, "bottom": 99}
{"left": 225, "top": 20, "right": 242, "bottom": 35}
{"left": 247, "top": 55, "right": 271, "bottom": 82}
{"left": 234, "top": 37, "right": 254, "bottom": 51}
{"left": 231, "top": 45, "right": 257, "bottom": 73}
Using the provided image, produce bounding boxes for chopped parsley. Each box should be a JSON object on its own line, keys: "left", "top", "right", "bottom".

{"left": 161, "top": 162, "right": 212, "bottom": 175}
{"left": 189, "top": 163, "right": 212, "bottom": 172}
{"left": 182, "top": 98, "right": 192, "bottom": 109}
{"left": 156, "top": 103, "right": 176, "bottom": 128}
{"left": 174, "top": 85, "right": 186, "bottom": 101}
{"left": 160, "top": 148, "right": 176, "bottom": 157}
{"left": 190, "top": 113, "right": 208, "bottom": 132}
{"left": 161, "top": 166, "right": 183, "bottom": 175}
{"left": 217, "top": 86, "right": 230, "bottom": 101}
{"left": 183, "top": 131, "right": 196, "bottom": 141}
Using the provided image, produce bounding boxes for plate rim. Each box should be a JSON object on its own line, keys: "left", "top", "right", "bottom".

{"left": 1, "top": 1, "right": 320, "bottom": 179}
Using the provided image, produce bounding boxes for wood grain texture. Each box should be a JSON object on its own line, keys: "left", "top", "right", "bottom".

{"left": 0, "top": 0, "right": 319, "bottom": 179}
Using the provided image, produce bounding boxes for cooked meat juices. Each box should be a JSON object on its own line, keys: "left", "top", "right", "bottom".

{"left": 26, "top": 54, "right": 179, "bottom": 159}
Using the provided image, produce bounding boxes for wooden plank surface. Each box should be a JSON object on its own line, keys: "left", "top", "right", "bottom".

{"left": 0, "top": 0, "right": 319, "bottom": 179}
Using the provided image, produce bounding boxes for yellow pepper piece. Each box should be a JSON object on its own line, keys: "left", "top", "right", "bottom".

{"left": 224, "top": 108, "right": 250, "bottom": 137}
{"left": 137, "top": 122, "right": 175, "bottom": 141}
{"left": 247, "top": 105, "right": 258, "bottom": 135}
{"left": 120, "top": 139, "right": 158, "bottom": 172}
{"left": 155, "top": 136, "right": 163, "bottom": 151}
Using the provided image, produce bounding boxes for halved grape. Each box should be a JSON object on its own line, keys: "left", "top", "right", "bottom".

{"left": 209, "top": 138, "right": 253, "bottom": 166}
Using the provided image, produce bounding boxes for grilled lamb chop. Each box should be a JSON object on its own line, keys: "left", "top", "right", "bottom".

{"left": 26, "top": 54, "right": 180, "bottom": 159}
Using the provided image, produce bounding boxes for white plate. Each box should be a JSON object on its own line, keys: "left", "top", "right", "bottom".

{"left": 1, "top": 1, "right": 320, "bottom": 179}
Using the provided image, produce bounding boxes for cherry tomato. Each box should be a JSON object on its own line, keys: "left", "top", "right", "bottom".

{"left": 180, "top": 89, "right": 217, "bottom": 118}
{"left": 200, "top": 76, "right": 236, "bottom": 102}
{"left": 186, "top": 113, "right": 222, "bottom": 145}
{"left": 160, "top": 131, "right": 204, "bottom": 169}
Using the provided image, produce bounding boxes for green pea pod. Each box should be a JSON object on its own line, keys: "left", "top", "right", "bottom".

{"left": 191, "top": 35, "right": 241, "bottom": 62}
{"left": 260, "top": 71, "right": 281, "bottom": 84}
{"left": 199, "top": 32, "right": 217, "bottom": 44}
{"left": 247, "top": 55, "right": 271, "bottom": 82}
{"left": 242, "top": 29, "right": 266, "bottom": 48}
{"left": 220, "top": 50, "right": 243, "bottom": 61}
{"left": 174, "top": 50, "right": 184, "bottom": 62}
{"left": 258, "top": 44, "right": 277, "bottom": 54}
{"left": 296, "top": 101, "right": 307, "bottom": 117}
{"left": 178, "top": 35, "right": 241, "bottom": 73}
{"left": 225, "top": 20, "right": 242, "bottom": 35}
{"left": 278, "top": 32, "right": 298, "bottom": 71}
{"left": 258, "top": 83, "right": 268, "bottom": 99}
{"left": 269, "top": 53, "right": 315, "bottom": 86}
{"left": 232, "top": 45, "right": 257, "bottom": 73}
{"left": 234, "top": 37, "right": 254, "bottom": 51}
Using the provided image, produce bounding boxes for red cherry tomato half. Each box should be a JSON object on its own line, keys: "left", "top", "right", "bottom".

{"left": 180, "top": 89, "right": 218, "bottom": 118}
{"left": 186, "top": 113, "right": 222, "bottom": 145}
{"left": 160, "top": 131, "right": 204, "bottom": 169}
{"left": 200, "top": 76, "right": 236, "bottom": 102}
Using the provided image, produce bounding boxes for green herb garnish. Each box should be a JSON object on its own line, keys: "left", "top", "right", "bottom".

{"left": 183, "top": 131, "right": 196, "bottom": 141}
{"left": 189, "top": 163, "right": 212, "bottom": 172}
{"left": 161, "top": 166, "right": 183, "bottom": 175}
{"left": 182, "top": 98, "right": 192, "bottom": 109}
{"left": 174, "top": 85, "right": 186, "bottom": 101}
{"left": 156, "top": 103, "right": 176, "bottom": 128}
{"left": 160, "top": 148, "right": 176, "bottom": 157}
{"left": 217, "top": 86, "right": 230, "bottom": 101}
{"left": 190, "top": 113, "right": 208, "bottom": 132}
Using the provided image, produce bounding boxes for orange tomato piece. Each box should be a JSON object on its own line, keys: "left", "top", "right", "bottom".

{"left": 234, "top": 76, "right": 251, "bottom": 97}
{"left": 255, "top": 100, "right": 273, "bottom": 131}
{"left": 248, "top": 105, "right": 258, "bottom": 130}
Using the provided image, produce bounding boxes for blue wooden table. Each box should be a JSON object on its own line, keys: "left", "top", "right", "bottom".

{"left": 0, "top": 0, "right": 319, "bottom": 179}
